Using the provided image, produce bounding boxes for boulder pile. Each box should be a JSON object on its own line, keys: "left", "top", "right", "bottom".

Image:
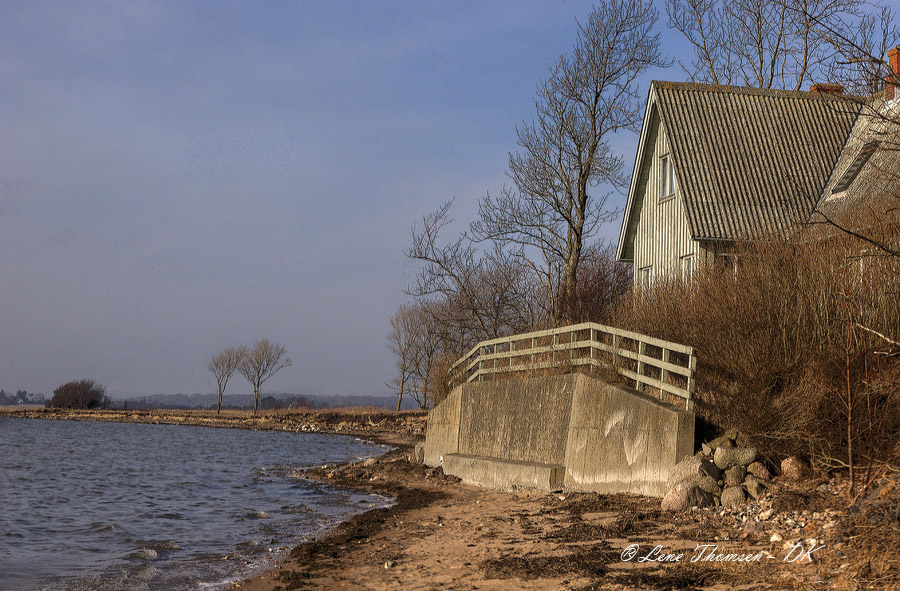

{"left": 662, "top": 433, "right": 776, "bottom": 511}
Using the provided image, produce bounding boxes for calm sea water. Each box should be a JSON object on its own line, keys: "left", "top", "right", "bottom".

{"left": 0, "top": 417, "right": 388, "bottom": 591}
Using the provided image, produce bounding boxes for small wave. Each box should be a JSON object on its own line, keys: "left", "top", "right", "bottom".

{"left": 85, "top": 522, "right": 117, "bottom": 533}
{"left": 135, "top": 539, "right": 182, "bottom": 551}
{"left": 126, "top": 548, "right": 158, "bottom": 561}
{"left": 245, "top": 510, "right": 270, "bottom": 519}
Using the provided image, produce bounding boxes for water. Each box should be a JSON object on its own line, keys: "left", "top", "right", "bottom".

{"left": 0, "top": 417, "right": 389, "bottom": 591}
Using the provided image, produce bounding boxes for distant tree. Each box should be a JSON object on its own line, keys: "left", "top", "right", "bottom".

{"left": 387, "top": 304, "right": 419, "bottom": 411}
{"left": 49, "top": 380, "right": 109, "bottom": 409}
{"left": 208, "top": 346, "right": 247, "bottom": 414}
{"left": 238, "top": 340, "right": 292, "bottom": 414}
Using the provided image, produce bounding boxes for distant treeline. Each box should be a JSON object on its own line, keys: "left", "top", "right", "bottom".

{"left": 108, "top": 393, "right": 418, "bottom": 411}
{"left": 0, "top": 390, "right": 46, "bottom": 405}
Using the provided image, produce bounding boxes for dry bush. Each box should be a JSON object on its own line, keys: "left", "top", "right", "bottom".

{"left": 612, "top": 231, "right": 900, "bottom": 473}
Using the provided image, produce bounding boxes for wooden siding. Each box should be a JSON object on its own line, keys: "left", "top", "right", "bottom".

{"left": 632, "top": 118, "right": 703, "bottom": 285}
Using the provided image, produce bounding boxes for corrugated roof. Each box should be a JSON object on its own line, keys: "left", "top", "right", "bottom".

{"left": 811, "top": 99, "right": 900, "bottom": 229}
{"left": 653, "top": 82, "right": 861, "bottom": 240}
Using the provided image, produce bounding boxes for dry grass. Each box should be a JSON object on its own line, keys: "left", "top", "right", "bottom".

{"left": 612, "top": 231, "right": 900, "bottom": 474}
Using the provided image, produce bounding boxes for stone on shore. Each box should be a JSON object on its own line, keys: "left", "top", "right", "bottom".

{"left": 667, "top": 456, "right": 722, "bottom": 489}
{"left": 661, "top": 482, "right": 717, "bottom": 511}
{"left": 707, "top": 435, "right": 736, "bottom": 451}
{"left": 714, "top": 446, "right": 757, "bottom": 470}
{"left": 744, "top": 476, "right": 768, "bottom": 500}
{"left": 724, "top": 465, "right": 746, "bottom": 487}
{"left": 747, "top": 461, "right": 772, "bottom": 481}
{"left": 721, "top": 486, "right": 746, "bottom": 508}
{"left": 781, "top": 456, "right": 807, "bottom": 481}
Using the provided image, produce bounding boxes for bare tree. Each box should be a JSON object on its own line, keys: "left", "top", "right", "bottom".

{"left": 813, "top": 3, "right": 898, "bottom": 94}
{"left": 387, "top": 304, "right": 419, "bottom": 411}
{"left": 209, "top": 346, "right": 247, "bottom": 414}
{"left": 666, "top": 0, "right": 887, "bottom": 91}
{"left": 409, "top": 303, "right": 443, "bottom": 410}
{"left": 471, "top": 0, "right": 668, "bottom": 323}
{"left": 407, "top": 200, "right": 544, "bottom": 343}
{"left": 238, "top": 339, "right": 292, "bottom": 414}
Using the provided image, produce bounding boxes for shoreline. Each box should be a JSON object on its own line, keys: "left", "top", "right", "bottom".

{"left": 0, "top": 407, "right": 426, "bottom": 448}
{"left": 6, "top": 409, "right": 897, "bottom": 589}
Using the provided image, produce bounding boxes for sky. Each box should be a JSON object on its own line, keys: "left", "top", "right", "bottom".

{"left": 1, "top": 0, "right": 680, "bottom": 399}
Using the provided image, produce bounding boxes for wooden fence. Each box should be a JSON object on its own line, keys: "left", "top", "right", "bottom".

{"left": 448, "top": 322, "right": 697, "bottom": 409}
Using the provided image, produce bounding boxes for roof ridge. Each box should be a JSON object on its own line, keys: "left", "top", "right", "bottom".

{"left": 651, "top": 80, "right": 866, "bottom": 102}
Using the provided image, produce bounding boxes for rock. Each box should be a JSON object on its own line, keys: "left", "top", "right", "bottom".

{"left": 724, "top": 465, "right": 746, "bottom": 487}
{"left": 363, "top": 457, "right": 378, "bottom": 467}
{"left": 701, "top": 442, "right": 712, "bottom": 456}
{"left": 668, "top": 456, "right": 723, "bottom": 489}
{"left": 714, "top": 447, "right": 758, "bottom": 470}
{"left": 744, "top": 476, "right": 769, "bottom": 500}
{"left": 781, "top": 457, "right": 807, "bottom": 481}
{"left": 707, "top": 435, "right": 736, "bottom": 450}
{"left": 697, "top": 475, "right": 722, "bottom": 495}
{"left": 661, "top": 482, "right": 717, "bottom": 511}
{"left": 721, "top": 486, "right": 746, "bottom": 508}
{"left": 747, "top": 461, "right": 772, "bottom": 481}
{"left": 413, "top": 442, "right": 425, "bottom": 464}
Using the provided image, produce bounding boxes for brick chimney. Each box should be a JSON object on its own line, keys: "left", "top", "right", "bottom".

{"left": 886, "top": 46, "right": 900, "bottom": 101}
{"left": 810, "top": 83, "right": 844, "bottom": 94}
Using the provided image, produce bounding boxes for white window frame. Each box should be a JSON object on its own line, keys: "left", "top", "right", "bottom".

{"left": 659, "top": 154, "right": 676, "bottom": 201}
{"left": 681, "top": 255, "right": 695, "bottom": 282}
{"left": 638, "top": 266, "right": 653, "bottom": 290}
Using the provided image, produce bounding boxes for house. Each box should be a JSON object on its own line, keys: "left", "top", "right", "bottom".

{"left": 811, "top": 59, "right": 900, "bottom": 235}
{"left": 614, "top": 79, "right": 875, "bottom": 287}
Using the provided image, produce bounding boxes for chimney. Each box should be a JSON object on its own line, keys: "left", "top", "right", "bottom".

{"left": 887, "top": 46, "right": 900, "bottom": 101}
{"left": 810, "top": 83, "right": 844, "bottom": 94}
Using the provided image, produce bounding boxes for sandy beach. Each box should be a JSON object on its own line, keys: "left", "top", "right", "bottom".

{"left": 235, "top": 444, "right": 899, "bottom": 591}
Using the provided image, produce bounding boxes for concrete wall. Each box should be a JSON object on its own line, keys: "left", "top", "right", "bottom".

{"left": 425, "top": 373, "right": 694, "bottom": 497}
{"left": 563, "top": 377, "right": 694, "bottom": 497}
{"left": 423, "top": 385, "right": 462, "bottom": 466}
{"left": 457, "top": 375, "right": 576, "bottom": 465}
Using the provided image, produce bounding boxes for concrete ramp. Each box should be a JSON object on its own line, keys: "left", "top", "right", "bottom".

{"left": 424, "top": 374, "right": 694, "bottom": 497}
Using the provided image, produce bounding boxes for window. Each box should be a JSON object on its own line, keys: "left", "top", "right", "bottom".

{"left": 638, "top": 266, "right": 652, "bottom": 290}
{"left": 659, "top": 155, "right": 676, "bottom": 200}
{"left": 682, "top": 255, "right": 694, "bottom": 282}
{"left": 832, "top": 140, "right": 880, "bottom": 194}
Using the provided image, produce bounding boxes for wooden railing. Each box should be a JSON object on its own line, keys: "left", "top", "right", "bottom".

{"left": 448, "top": 322, "right": 697, "bottom": 409}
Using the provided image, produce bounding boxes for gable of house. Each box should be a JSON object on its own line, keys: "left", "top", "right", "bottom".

{"left": 618, "top": 81, "right": 861, "bottom": 271}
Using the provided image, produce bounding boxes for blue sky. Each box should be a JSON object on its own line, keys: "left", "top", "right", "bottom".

{"left": 1, "top": 1, "right": 677, "bottom": 398}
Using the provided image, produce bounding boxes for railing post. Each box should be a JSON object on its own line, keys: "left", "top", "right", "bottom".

{"left": 589, "top": 328, "right": 595, "bottom": 361}
{"left": 636, "top": 340, "right": 646, "bottom": 393}
{"left": 553, "top": 333, "right": 559, "bottom": 363}
{"left": 686, "top": 350, "right": 697, "bottom": 410}
{"left": 478, "top": 346, "right": 484, "bottom": 382}
{"left": 570, "top": 329, "right": 575, "bottom": 362}
{"left": 660, "top": 348, "right": 670, "bottom": 401}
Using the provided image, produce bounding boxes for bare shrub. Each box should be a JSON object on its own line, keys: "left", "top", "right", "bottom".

{"left": 49, "top": 379, "right": 109, "bottom": 409}
{"left": 612, "top": 230, "right": 900, "bottom": 477}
